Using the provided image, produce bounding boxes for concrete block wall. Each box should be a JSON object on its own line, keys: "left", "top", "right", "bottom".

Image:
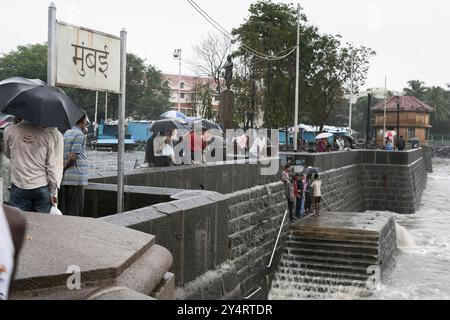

{"left": 226, "top": 182, "right": 289, "bottom": 299}
{"left": 318, "top": 158, "right": 427, "bottom": 215}
{"left": 101, "top": 191, "right": 229, "bottom": 288}
{"left": 378, "top": 215, "right": 397, "bottom": 274}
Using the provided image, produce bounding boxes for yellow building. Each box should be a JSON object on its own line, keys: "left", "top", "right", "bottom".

{"left": 371, "top": 96, "right": 435, "bottom": 146}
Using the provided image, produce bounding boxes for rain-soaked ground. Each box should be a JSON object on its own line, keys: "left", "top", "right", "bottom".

{"left": 88, "top": 150, "right": 146, "bottom": 178}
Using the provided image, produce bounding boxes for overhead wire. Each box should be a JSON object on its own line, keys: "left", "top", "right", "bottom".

{"left": 186, "top": 0, "right": 297, "bottom": 61}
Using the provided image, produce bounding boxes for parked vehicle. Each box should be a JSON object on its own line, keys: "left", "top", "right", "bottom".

{"left": 92, "top": 123, "right": 135, "bottom": 151}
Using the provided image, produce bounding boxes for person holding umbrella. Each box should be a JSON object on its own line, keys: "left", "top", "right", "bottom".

{"left": 60, "top": 113, "right": 89, "bottom": 216}
{"left": 149, "top": 119, "right": 184, "bottom": 166}
{"left": 3, "top": 119, "right": 59, "bottom": 213}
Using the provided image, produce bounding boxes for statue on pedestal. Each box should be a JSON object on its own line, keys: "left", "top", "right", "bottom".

{"left": 222, "top": 56, "right": 233, "bottom": 91}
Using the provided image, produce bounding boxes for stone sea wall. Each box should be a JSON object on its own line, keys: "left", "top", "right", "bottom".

{"left": 430, "top": 143, "right": 450, "bottom": 159}
{"left": 226, "top": 182, "right": 288, "bottom": 299}
{"left": 95, "top": 148, "right": 430, "bottom": 300}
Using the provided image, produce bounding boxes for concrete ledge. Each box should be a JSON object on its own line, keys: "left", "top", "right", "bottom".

{"left": 87, "top": 287, "right": 155, "bottom": 300}
{"left": 10, "top": 213, "right": 173, "bottom": 300}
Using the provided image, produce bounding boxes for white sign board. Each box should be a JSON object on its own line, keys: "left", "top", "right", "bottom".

{"left": 56, "top": 21, "right": 121, "bottom": 93}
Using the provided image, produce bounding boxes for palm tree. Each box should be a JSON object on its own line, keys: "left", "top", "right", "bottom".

{"left": 425, "top": 86, "right": 450, "bottom": 122}
{"left": 403, "top": 80, "right": 427, "bottom": 99}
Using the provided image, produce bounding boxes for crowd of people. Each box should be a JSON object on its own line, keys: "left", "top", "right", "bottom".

{"left": 281, "top": 163, "right": 322, "bottom": 223}
{"left": 384, "top": 135, "right": 419, "bottom": 151}
{"left": 315, "top": 136, "right": 347, "bottom": 153}
{"left": 144, "top": 127, "right": 269, "bottom": 167}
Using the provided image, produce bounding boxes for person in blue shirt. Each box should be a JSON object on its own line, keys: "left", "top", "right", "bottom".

{"left": 60, "top": 113, "right": 89, "bottom": 216}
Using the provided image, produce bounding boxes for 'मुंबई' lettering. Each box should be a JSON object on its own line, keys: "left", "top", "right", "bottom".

{"left": 72, "top": 42, "right": 109, "bottom": 79}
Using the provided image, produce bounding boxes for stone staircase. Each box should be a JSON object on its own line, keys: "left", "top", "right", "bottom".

{"left": 269, "top": 223, "right": 382, "bottom": 299}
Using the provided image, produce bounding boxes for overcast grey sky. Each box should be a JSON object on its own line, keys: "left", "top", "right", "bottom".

{"left": 1, "top": 0, "right": 449, "bottom": 92}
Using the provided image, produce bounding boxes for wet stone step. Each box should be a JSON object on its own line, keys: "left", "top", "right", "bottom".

{"left": 283, "top": 245, "right": 379, "bottom": 261}
{"left": 275, "top": 267, "right": 371, "bottom": 282}
{"left": 269, "top": 283, "right": 372, "bottom": 297}
{"left": 273, "top": 274, "right": 368, "bottom": 288}
{"left": 278, "top": 260, "right": 370, "bottom": 275}
{"left": 268, "top": 286, "right": 372, "bottom": 300}
{"left": 288, "top": 234, "right": 380, "bottom": 247}
{"left": 280, "top": 253, "right": 377, "bottom": 269}
{"left": 290, "top": 230, "right": 380, "bottom": 242}
{"left": 291, "top": 225, "right": 380, "bottom": 236}
{"left": 284, "top": 240, "right": 380, "bottom": 255}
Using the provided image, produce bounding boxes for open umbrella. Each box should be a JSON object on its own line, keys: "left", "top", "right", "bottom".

{"left": 315, "top": 132, "right": 333, "bottom": 140}
{"left": 150, "top": 119, "right": 184, "bottom": 133}
{"left": 192, "top": 119, "right": 222, "bottom": 131}
{"left": 302, "top": 167, "right": 321, "bottom": 175}
{"left": 185, "top": 116, "right": 201, "bottom": 123}
{"left": 340, "top": 134, "right": 355, "bottom": 143}
{"left": 161, "top": 111, "right": 187, "bottom": 121}
{"left": 0, "top": 77, "right": 84, "bottom": 131}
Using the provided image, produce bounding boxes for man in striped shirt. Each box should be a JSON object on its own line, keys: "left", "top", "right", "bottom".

{"left": 60, "top": 114, "right": 89, "bottom": 216}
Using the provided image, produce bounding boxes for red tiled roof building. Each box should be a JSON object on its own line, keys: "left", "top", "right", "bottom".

{"left": 371, "top": 96, "right": 435, "bottom": 145}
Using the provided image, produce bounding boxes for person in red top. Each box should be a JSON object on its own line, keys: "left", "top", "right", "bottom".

{"left": 317, "top": 138, "right": 328, "bottom": 153}
{"left": 189, "top": 129, "right": 207, "bottom": 163}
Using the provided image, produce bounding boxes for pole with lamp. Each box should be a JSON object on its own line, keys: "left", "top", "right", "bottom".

{"left": 293, "top": 3, "right": 300, "bottom": 152}
{"left": 173, "top": 49, "right": 182, "bottom": 113}
{"left": 396, "top": 96, "right": 400, "bottom": 150}
{"left": 366, "top": 90, "right": 373, "bottom": 146}
{"left": 348, "top": 49, "right": 354, "bottom": 134}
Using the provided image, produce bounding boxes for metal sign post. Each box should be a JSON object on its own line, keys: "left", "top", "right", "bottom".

{"left": 47, "top": 2, "right": 127, "bottom": 214}
{"left": 47, "top": 2, "right": 57, "bottom": 86}
{"left": 117, "top": 28, "right": 127, "bottom": 213}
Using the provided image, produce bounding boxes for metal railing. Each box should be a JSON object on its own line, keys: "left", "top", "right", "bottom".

{"left": 266, "top": 210, "right": 288, "bottom": 268}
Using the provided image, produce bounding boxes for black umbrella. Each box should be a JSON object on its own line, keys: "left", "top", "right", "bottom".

{"left": 192, "top": 119, "right": 222, "bottom": 131}
{"left": 302, "top": 167, "right": 321, "bottom": 175}
{"left": 340, "top": 134, "right": 356, "bottom": 143}
{"left": 150, "top": 119, "right": 183, "bottom": 133}
{"left": 0, "top": 77, "right": 84, "bottom": 131}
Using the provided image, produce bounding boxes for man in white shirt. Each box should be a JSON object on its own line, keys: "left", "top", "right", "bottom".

{"left": 311, "top": 173, "right": 322, "bottom": 217}
{"left": 3, "top": 121, "right": 58, "bottom": 213}
{"left": 250, "top": 131, "right": 267, "bottom": 158}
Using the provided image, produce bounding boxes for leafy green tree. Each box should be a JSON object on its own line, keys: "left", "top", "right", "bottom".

{"left": 231, "top": 0, "right": 374, "bottom": 131}
{"left": 0, "top": 43, "right": 47, "bottom": 81}
{"left": 303, "top": 36, "right": 375, "bottom": 131}
{"left": 0, "top": 44, "right": 170, "bottom": 121}
{"left": 196, "top": 82, "right": 215, "bottom": 120}
{"left": 232, "top": 0, "right": 301, "bottom": 129}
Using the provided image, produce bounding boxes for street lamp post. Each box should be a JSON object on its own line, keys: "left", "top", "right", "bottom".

{"left": 173, "top": 49, "right": 182, "bottom": 113}
{"left": 396, "top": 97, "right": 400, "bottom": 150}
{"left": 366, "top": 91, "right": 373, "bottom": 146}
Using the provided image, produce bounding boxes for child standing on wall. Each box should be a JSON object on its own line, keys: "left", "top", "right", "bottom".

{"left": 311, "top": 174, "right": 322, "bottom": 217}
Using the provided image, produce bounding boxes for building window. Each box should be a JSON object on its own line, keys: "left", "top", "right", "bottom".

{"left": 180, "top": 93, "right": 185, "bottom": 99}
{"left": 407, "top": 128, "right": 415, "bottom": 139}
{"left": 180, "top": 82, "right": 185, "bottom": 89}
{"left": 214, "top": 95, "right": 220, "bottom": 102}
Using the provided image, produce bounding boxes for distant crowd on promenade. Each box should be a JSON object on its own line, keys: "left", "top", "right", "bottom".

{"left": 144, "top": 127, "right": 271, "bottom": 167}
